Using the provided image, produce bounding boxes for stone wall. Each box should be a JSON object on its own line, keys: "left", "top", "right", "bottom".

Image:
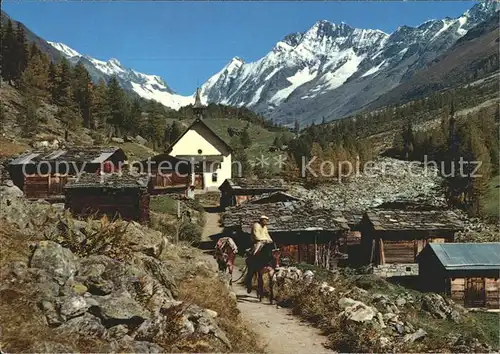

{"left": 373, "top": 263, "right": 419, "bottom": 278}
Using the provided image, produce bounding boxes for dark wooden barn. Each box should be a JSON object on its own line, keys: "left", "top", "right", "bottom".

{"left": 417, "top": 243, "right": 500, "bottom": 309}
{"left": 64, "top": 172, "right": 152, "bottom": 224}
{"left": 360, "top": 209, "right": 464, "bottom": 277}
{"left": 219, "top": 178, "right": 288, "bottom": 208}
{"left": 137, "top": 154, "right": 191, "bottom": 195}
{"left": 222, "top": 201, "right": 350, "bottom": 269}
{"left": 7, "top": 147, "right": 126, "bottom": 200}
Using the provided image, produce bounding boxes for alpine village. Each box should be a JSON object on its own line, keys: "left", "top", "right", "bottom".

{"left": 0, "top": 2, "right": 499, "bottom": 353}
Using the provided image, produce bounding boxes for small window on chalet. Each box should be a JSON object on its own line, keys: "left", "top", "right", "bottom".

{"left": 212, "top": 173, "right": 217, "bottom": 182}
{"left": 198, "top": 149, "right": 203, "bottom": 154}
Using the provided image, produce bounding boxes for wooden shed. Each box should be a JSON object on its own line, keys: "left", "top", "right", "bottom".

{"left": 7, "top": 147, "right": 126, "bottom": 201}
{"left": 137, "top": 154, "right": 191, "bottom": 195}
{"left": 222, "top": 200, "right": 350, "bottom": 269}
{"left": 64, "top": 172, "right": 151, "bottom": 224}
{"left": 360, "top": 210, "right": 464, "bottom": 276}
{"left": 219, "top": 178, "right": 288, "bottom": 208}
{"left": 417, "top": 243, "right": 500, "bottom": 309}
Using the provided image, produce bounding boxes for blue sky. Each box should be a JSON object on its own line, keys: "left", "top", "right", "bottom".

{"left": 4, "top": 1, "right": 476, "bottom": 95}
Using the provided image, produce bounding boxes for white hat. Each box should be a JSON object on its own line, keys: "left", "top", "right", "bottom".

{"left": 260, "top": 215, "right": 269, "bottom": 220}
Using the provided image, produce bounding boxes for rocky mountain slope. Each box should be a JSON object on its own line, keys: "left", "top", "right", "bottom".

{"left": 200, "top": 2, "right": 498, "bottom": 125}
{"left": 370, "top": 10, "right": 500, "bottom": 109}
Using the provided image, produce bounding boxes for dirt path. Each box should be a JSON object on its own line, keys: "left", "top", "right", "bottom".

{"left": 201, "top": 209, "right": 332, "bottom": 354}
{"left": 230, "top": 266, "right": 333, "bottom": 354}
{"left": 201, "top": 210, "right": 222, "bottom": 242}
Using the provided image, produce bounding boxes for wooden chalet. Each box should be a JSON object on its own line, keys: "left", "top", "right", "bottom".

{"left": 330, "top": 209, "right": 365, "bottom": 266}
{"left": 222, "top": 201, "right": 350, "bottom": 268}
{"left": 64, "top": 172, "right": 152, "bottom": 224}
{"left": 360, "top": 210, "right": 464, "bottom": 276}
{"left": 8, "top": 147, "right": 126, "bottom": 200}
{"left": 219, "top": 178, "right": 288, "bottom": 208}
{"left": 138, "top": 154, "right": 191, "bottom": 195}
{"left": 417, "top": 243, "right": 500, "bottom": 309}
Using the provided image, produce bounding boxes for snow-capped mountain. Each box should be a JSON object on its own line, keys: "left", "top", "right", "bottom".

{"left": 47, "top": 1, "right": 498, "bottom": 124}
{"left": 47, "top": 42, "right": 195, "bottom": 110}
{"left": 200, "top": 1, "right": 498, "bottom": 125}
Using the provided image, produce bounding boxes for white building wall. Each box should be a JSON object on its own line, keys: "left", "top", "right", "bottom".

{"left": 169, "top": 123, "right": 231, "bottom": 191}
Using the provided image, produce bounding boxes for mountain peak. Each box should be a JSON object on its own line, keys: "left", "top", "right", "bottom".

{"left": 47, "top": 41, "right": 81, "bottom": 58}
{"left": 108, "top": 58, "right": 123, "bottom": 68}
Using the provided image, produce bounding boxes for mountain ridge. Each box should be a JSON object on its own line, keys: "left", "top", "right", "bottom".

{"left": 11, "top": 1, "right": 499, "bottom": 124}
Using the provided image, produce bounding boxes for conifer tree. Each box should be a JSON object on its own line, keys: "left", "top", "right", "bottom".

{"left": 126, "top": 98, "right": 143, "bottom": 134}
{"left": 48, "top": 61, "right": 58, "bottom": 104}
{"left": 240, "top": 127, "right": 251, "bottom": 148}
{"left": 72, "top": 62, "right": 93, "bottom": 128}
{"left": 55, "top": 58, "right": 73, "bottom": 106}
{"left": 106, "top": 75, "right": 128, "bottom": 132}
{"left": 15, "top": 23, "right": 29, "bottom": 83}
{"left": 145, "top": 105, "right": 166, "bottom": 149}
{"left": 1, "top": 20, "right": 17, "bottom": 84}
{"left": 294, "top": 119, "right": 300, "bottom": 135}
{"left": 170, "top": 121, "right": 182, "bottom": 143}
{"left": 19, "top": 53, "right": 49, "bottom": 104}
{"left": 92, "top": 79, "right": 108, "bottom": 129}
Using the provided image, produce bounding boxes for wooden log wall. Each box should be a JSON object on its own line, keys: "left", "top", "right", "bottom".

{"left": 152, "top": 172, "right": 189, "bottom": 188}
{"left": 279, "top": 241, "right": 336, "bottom": 269}
{"left": 24, "top": 175, "right": 69, "bottom": 199}
{"left": 381, "top": 237, "right": 447, "bottom": 265}
{"left": 485, "top": 278, "right": 500, "bottom": 309}
{"left": 66, "top": 192, "right": 148, "bottom": 223}
{"left": 451, "top": 277, "right": 500, "bottom": 309}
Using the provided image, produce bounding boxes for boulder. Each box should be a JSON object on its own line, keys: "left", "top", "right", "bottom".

{"left": 120, "top": 339, "right": 165, "bottom": 353}
{"left": 422, "top": 293, "right": 462, "bottom": 322}
{"left": 59, "top": 281, "right": 88, "bottom": 296}
{"left": 395, "top": 297, "right": 406, "bottom": 307}
{"left": 38, "top": 299, "right": 63, "bottom": 326}
{"left": 55, "top": 313, "right": 107, "bottom": 338}
{"left": 30, "top": 341, "right": 76, "bottom": 353}
{"left": 338, "top": 297, "right": 377, "bottom": 323}
{"left": 58, "top": 295, "right": 90, "bottom": 320}
{"left": 135, "top": 135, "right": 147, "bottom": 145}
{"left": 85, "top": 276, "right": 115, "bottom": 296}
{"left": 135, "top": 301, "right": 231, "bottom": 349}
{"left": 111, "top": 137, "right": 125, "bottom": 143}
{"left": 30, "top": 241, "right": 78, "bottom": 285}
{"left": 107, "top": 324, "right": 129, "bottom": 339}
{"left": 302, "top": 270, "right": 314, "bottom": 283}
{"left": 349, "top": 306, "right": 377, "bottom": 323}
{"left": 403, "top": 328, "right": 427, "bottom": 343}
{"left": 89, "top": 292, "right": 150, "bottom": 326}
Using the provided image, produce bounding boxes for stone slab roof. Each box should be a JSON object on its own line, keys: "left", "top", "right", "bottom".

{"left": 249, "top": 191, "right": 302, "bottom": 204}
{"left": 221, "top": 178, "right": 287, "bottom": 192}
{"left": 64, "top": 172, "right": 150, "bottom": 190}
{"left": 365, "top": 209, "right": 464, "bottom": 232}
{"left": 222, "top": 201, "right": 350, "bottom": 233}
{"left": 9, "top": 147, "right": 124, "bottom": 165}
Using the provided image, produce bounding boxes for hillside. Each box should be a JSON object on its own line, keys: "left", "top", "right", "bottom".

{"left": 370, "top": 11, "right": 500, "bottom": 109}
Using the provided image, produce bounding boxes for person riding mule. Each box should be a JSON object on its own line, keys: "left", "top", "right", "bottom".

{"left": 244, "top": 215, "right": 275, "bottom": 293}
